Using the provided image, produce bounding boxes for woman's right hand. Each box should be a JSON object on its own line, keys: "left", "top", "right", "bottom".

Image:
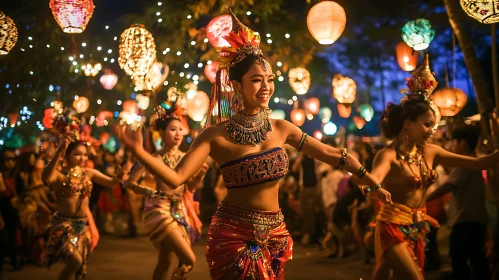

{"left": 60, "top": 132, "right": 74, "bottom": 146}
{"left": 115, "top": 124, "right": 144, "bottom": 152}
{"left": 368, "top": 187, "right": 392, "bottom": 204}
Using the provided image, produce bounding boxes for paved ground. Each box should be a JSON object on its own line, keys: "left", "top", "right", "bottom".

{"left": 2, "top": 229, "right": 452, "bottom": 280}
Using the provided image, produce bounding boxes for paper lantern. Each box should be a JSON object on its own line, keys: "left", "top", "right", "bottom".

{"left": 313, "top": 130, "right": 323, "bottom": 141}
{"left": 358, "top": 104, "right": 374, "bottom": 122}
{"left": 288, "top": 67, "right": 311, "bottom": 95}
{"left": 332, "top": 74, "right": 356, "bottom": 104}
{"left": 269, "top": 109, "right": 286, "bottom": 120}
{"left": 319, "top": 107, "right": 332, "bottom": 123}
{"left": 353, "top": 116, "right": 366, "bottom": 129}
{"left": 290, "top": 109, "right": 305, "bottom": 126}
{"left": 82, "top": 63, "right": 102, "bottom": 76}
{"left": 186, "top": 91, "right": 209, "bottom": 121}
{"left": 49, "top": 0, "right": 95, "bottom": 33}
{"left": 0, "top": 12, "right": 18, "bottom": 55}
{"left": 96, "top": 111, "right": 113, "bottom": 127}
{"left": 460, "top": 0, "right": 499, "bottom": 24}
{"left": 307, "top": 1, "right": 346, "bottom": 45}
{"left": 122, "top": 100, "right": 138, "bottom": 115}
{"left": 42, "top": 108, "right": 56, "bottom": 129}
{"left": 337, "top": 103, "right": 352, "bottom": 118}
{"left": 100, "top": 69, "right": 118, "bottom": 90}
{"left": 204, "top": 61, "right": 220, "bottom": 83}
{"left": 185, "top": 82, "right": 198, "bottom": 99}
{"left": 73, "top": 96, "right": 89, "bottom": 113}
{"left": 401, "top": 19, "right": 435, "bottom": 51}
{"left": 132, "top": 61, "right": 169, "bottom": 91}
{"left": 136, "top": 94, "right": 150, "bottom": 110}
{"left": 118, "top": 24, "right": 156, "bottom": 77}
{"left": 432, "top": 87, "right": 468, "bottom": 117}
{"left": 323, "top": 121, "right": 337, "bottom": 135}
{"left": 395, "top": 42, "right": 418, "bottom": 72}
{"left": 305, "top": 97, "right": 320, "bottom": 115}
{"left": 51, "top": 101, "right": 63, "bottom": 113}
{"left": 7, "top": 112, "right": 19, "bottom": 126}
{"left": 206, "top": 15, "right": 232, "bottom": 48}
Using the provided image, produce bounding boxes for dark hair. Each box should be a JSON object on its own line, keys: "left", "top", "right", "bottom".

{"left": 155, "top": 118, "right": 178, "bottom": 131}
{"left": 379, "top": 100, "right": 434, "bottom": 139}
{"left": 66, "top": 141, "right": 87, "bottom": 156}
{"left": 229, "top": 54, "right": 270, "bottom": 82}
{"left": 452, "top": 124, "right": 480, "bottom": 152}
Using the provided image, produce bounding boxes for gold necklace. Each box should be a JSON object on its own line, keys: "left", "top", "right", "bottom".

{"left": 161, "top": 148, "right": 184, "bottom": 169}
{"left": 225, "top": 109, "right": 272, "bottom": 145}
{"left": 395, "top": 145, "right": 423, "bottom": 165}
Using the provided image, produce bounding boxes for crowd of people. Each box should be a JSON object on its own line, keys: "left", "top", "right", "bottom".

{"left": 2, "top": 8, "right": 499, "bottom": 280}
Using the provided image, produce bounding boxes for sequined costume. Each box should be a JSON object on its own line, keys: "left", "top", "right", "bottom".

{"left": 142, "top": 149, "right": 196, "bottom": 247}
{"left": 44, "top": 166, "right": 92, "bottom": 279}
{"left": 206, "top": 202, "right": 293, "bottom": 280}
{"left": 374, "top": 203, "right": 439, "bottom": 271}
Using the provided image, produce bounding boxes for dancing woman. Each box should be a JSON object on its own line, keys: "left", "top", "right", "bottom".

{"left": 42, "top": 135, "right": 124, "bottom": 280}
{"left": 124, "top": 102, "right": 207, "bottom": 280}
{"left": 116, "top": 9, "right": 390, "bottom": 279}
{"left": 370, "top": 56, "right": 499, "bottom": 280}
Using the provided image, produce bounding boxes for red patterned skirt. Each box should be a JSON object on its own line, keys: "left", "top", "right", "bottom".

{"left": 205, "top": 202, "right": 293, "bottom": 280}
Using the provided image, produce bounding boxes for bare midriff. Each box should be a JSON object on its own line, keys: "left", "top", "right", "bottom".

{"left": 223, "top": 181, "right": 280, "bottom": 211}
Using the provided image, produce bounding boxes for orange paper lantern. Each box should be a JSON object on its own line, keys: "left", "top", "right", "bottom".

{"left": 122, "top": 100, "right": 138, "bottom": 114}
{"left": 307, "top": 1, "right": 346, "bottom": 45}
{"left": 49, "top": 0, "right": 95, "bottom": 33}
{"left": 353, "top": 116, "right": 366, "bottom": 129}
{"left": 290, "top": 109, "right": 306, "bottom": 126}
{"left": 206, "top": 15, "right": 232, "bottom": 48}
{"left": 332, "top": 74, "right": 356, "bottom": 104}
{"left": 7, "top": 112, "right": 19, "bottom": 126}
{"left": 395, "top": 42, "right": 418, "bottom": 72}
{"left": 305, "top": 97, "right": 320, "bottom": 115}
{"left": 204, "top": 61, "right": 220, "bottom": 83}
{"left": 337, "top": 103, "right": 352, "bottom": 118}
{"left": 186, "top": 91, "right": 210, "bottom": 121}
{"left": 432, "top": 87, "right": 468, "bottom": 117}
{"left": 73, "top": 96, "right": 90, "bottom": 113}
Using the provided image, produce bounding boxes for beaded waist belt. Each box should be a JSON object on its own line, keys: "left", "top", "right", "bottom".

{"left": 214, "top": 201, "right": 284, "bottom": 227}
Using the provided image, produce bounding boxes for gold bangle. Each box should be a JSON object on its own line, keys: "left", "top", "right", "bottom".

{"left": 297, "top": 133, "right": 308, "bottom": 151}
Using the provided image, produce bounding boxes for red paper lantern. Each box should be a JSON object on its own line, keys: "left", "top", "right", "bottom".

{"left": 204, "top": 61, "right": 220, "bottom": 83}
{"left": 49, "top": 0, "right": 95, "bottom": 34}
{"left": 395, "top": 42, "right": 418, "bottom": 72}
{"left": 353, "top": 116, "right": 366, "bottom": 129}
{"left": 290, "top": 109, "right": 306, "bottom": 126}
{"left": 7, "top": 112, "right": 19, "bottom": 126}
{"left": 305, "top": 97, "right": 320, "bottom": 115}
{"left": 122, "top": 100, "right": 138, "bottom": 114}
{"left": 206, "top": 15, "right": 232, "bottom": 48}
{"left": 337, "top": 103, "right": 352, "bottom": 118}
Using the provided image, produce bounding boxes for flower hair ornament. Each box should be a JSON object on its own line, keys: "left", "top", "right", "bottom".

{"left": 205, "top": 8, "right": 270, "bottom": 127}
{"left": 46, "top": 107, "right": 82, "bottom": 141}
{"left": 400, "top": 54, "right": 441, "bottom": 130}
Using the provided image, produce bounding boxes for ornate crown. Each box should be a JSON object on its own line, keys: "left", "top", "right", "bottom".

{"left": 149, "top": 100, "right": 184, "bottom": 125}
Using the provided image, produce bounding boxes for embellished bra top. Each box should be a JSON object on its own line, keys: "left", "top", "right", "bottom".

{"left": 220, "top": 147, "right": 289, "bottom": 188}
{"left": 56, "top": 166, "right": 93, "bottom": 198}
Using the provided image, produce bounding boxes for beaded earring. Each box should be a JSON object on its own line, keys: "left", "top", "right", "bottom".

{"left": 231, "top": 88, "right": 245, "bottom": 112}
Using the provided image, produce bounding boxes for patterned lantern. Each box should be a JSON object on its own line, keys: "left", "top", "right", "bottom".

{"left": 290, "top": 109, "right": 306, "bottom": 126}
{"left": 82, "top": 63, "right": 102, "bottom": 76}
{"left": 319, "top": 107, "right": 332, "bottom": 123}
{"left": 204, "top": 61, "right": 220, "bottom": 83}
{"left": 460, "top": 0, "right": 499, "bottom": 24}
{"left": 395, "top": 42, "right": 418, "bottom": 72}
{"left": 100, "top": 69, "right": 118, "bottom": 90}
{"left": 132, "top": 61, "right": 169, "bottom": 91}
{"left": 305, "top": 97, "right": 320, "bottom": 115}
{"left": 49, "top": 0, "right": 95, "bottom": 33}
{"left": 353, "top": 116, "right": 366, "bottom": 129}
{"left": 307, "top": 1, "right": 346, "bottom": 45}
{"left": 401, "top": 19, "right": 435, "bottom": 51}
{"left": 332, "top": 74, "right": 356, "bottom": 104}
{"left": 73, "top": 96, "right": 89, "bottom": 113}
{"left": 337, "top": 103, "right": 352, "bottom": 118}
{"left": 288, "top": 67, "right": 311, "bottom": 95}
{"left": 206, "top": 15, "right": 232, "bottom": 48}
{"left": 0, "top": 12, "right": 18, "bottom": 55}
{"left": 186, "top": 91, "right": 209, "bottom": 121}
{"left": 118, "top": 24, "right": 156, "bottom": 77}
{"left": 358, "top": 104, "right": 374, "bottom": 122}
{"left": 432, "top": 87, "right": 468, "bottom": 117}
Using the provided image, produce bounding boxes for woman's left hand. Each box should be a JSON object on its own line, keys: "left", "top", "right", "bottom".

{"left": 89, "top": 227, "right": 100, "bottom": 252}
{"left": 114, "top": 165, "right": 126, "bottom": 183}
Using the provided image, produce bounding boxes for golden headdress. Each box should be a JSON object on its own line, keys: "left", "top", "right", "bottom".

{"left": 149, "top": 100, "right": 184, "bottom": 126}
{"left": 205, "top": 9, "right": 267, "bottom": 127}
{"left": 401, "top": 54, "right": 441, "bottom": 128}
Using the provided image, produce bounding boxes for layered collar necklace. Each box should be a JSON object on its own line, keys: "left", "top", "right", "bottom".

{"left": 225, "top": 109, "right": 272, "bottom": 145}
{"left": 395, "top": 144, "right": 424, "bottom": 165}
{"left": 161, "top": 148, "right": 184, "bottom": 169}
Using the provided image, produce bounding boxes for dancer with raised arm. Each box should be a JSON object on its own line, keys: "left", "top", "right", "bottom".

{"left": 42, "top": 133, "right": 125, "bottom": 280}
{"left": 124, "top": 101, "right": 207, "bottom": 280}
{"left": 370, "top": 55, "right": 499, "bottom": 280}
{"left": 116, "top": 9, "right": 390, "bottom": 279}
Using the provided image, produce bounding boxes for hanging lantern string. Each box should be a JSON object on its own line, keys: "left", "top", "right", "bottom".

{"left": 445, "top": 65, "right": 450, "bottom": 88}
{"left": 452, "top": 31, "right": 456, "bottom": 88}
